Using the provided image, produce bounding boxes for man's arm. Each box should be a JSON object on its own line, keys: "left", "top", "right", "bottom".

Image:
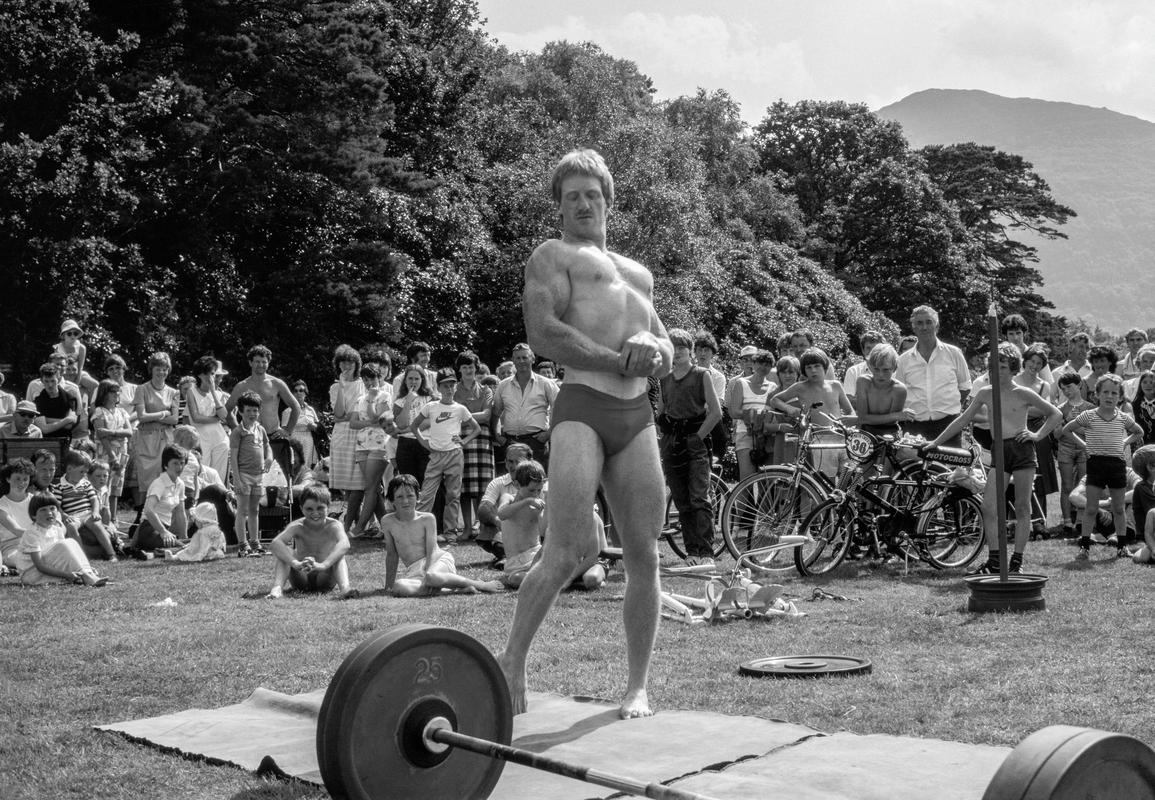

{"left": 697, "top": 373, "right": 722, "bottom": 440}
{"left": 1022, "top": 390, "right": 1064, "bottom": 442}
{"left": 225, "top": 382, "right": 243, "bottom": 414}
{"left": 928, "top": 387, "right": 987, "bottom": 448}
{"left": 523, "top": 245, "right": 622, "bottom": 374}
{"left": 275, "top": 378, "right": 301, "bottom": 437}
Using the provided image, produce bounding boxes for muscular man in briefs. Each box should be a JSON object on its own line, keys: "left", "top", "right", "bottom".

{"left": 497, "top": 149, "right": 673, "bottom": 719}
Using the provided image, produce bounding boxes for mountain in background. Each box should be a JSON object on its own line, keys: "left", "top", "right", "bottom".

{"left": 876, "top": 89, "right": 1155, "bottom": 333}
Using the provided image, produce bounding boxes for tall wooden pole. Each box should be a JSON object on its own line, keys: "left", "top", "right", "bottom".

{"left": 987, "top": 303, "right": 1009, "bottom": 582}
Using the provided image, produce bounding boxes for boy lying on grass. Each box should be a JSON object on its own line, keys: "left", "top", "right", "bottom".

{"left": 265, "top": 484, "right": 356, "bottom": 599}
{"left": 498, "top": 459, "right": 607, "bottom": 591}
{"left": 383, "top": 474, "right": 501, "bottom": 597}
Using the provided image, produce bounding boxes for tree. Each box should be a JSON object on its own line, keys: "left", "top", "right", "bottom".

{"left": 0, "top": 0, "right": 175, "bottom": 377}
{"left": 753, "top": 100, "right": 908, "bottom": 224}
{"left": 752, "top": 100, "right": 993, "bottom": 346}
{"left": 920, "top": 142, "right": 1075, "bottom": 333}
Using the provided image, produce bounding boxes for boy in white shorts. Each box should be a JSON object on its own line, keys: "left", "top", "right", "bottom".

{"left": 383, "top": 474, "right": 500, "bottom": 596}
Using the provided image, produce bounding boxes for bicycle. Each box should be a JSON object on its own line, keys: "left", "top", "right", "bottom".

{"left": 794, "top": 431, "right": 984, "bottom": 575}
{"left": 718, "top": 402, "right": 851, "bottom": 573}
{"left": 661, "top": 465, "right": 731, "bottom": 560}
{"left": 595, "top": 464, "right": 731, "bottom": 560}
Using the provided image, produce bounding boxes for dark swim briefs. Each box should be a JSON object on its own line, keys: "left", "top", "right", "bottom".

{"left": 1001, "top": 437, "right": 1038, "bottom": 472}
{"left": 550, "top": 383, "right": 654, "bottom": 457}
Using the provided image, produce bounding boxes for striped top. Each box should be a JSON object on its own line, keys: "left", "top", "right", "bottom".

{"left": 1074, "top": 408, "right": 1136, "bottom": 460}
{"left": 51, "top": 477, "right": 97, "bottom": 523}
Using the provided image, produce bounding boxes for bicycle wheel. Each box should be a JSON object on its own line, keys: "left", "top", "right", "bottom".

{"left": 663, "top": 472, "right": 730, "bottom": 559}
{"left": 921, "top": 491, "right": 985, "bottom": 569}
{"left": 595, "top": 488, "right": 619, "bottom": 548}
{"left": 721, "top": 468, "right": 823, "bottom": 571}
{"left": 884, "top": 462, "right": 945, "bottom": 560}
{"left": 794, "top": 499, "right": 853, "bottom": 576}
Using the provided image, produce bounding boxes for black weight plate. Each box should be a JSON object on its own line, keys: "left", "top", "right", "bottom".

{"left": 317, "top": 623, "right": 432, "bottom": 799}
{"left": 738, "top": 654, "right": 871, "bottom": 678}
{"left": 330, "top": 625, "right": 513, "bottom": 800}
{"left": 982, "top": 725, "right": 1155, "bottom": 800}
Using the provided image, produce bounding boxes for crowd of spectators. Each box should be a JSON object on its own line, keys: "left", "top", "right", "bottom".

{"left": 1, "top": 310, "right": 1153, "bottom": 588}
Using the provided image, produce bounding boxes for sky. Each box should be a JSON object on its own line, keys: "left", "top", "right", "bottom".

{"left": 474, "top": 0, "right": 1155, "bottom": 125}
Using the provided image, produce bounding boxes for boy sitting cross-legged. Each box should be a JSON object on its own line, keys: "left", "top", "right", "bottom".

{"left": 498, "top": 459, "right": 607, "bottom": 590}
{"left": 266, "top": 484, "right": 355, "bottom": 599}
{"left": 383, "top": 474, "right": 501, "bottom": 597}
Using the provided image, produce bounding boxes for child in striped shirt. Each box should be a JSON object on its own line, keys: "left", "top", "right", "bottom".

{"left": 51, "top": 449, "right": 118, "bottom": 561}
{"left": 1061, "top": 373, "right": 1144, "bottom": 559}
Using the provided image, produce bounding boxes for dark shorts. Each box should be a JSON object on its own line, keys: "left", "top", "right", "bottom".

{"left": 1086, "top": 455, "right": 1127, "bottom": 490}
{"left": 289, "top": 563, "right": 339, "bottom": 593}
{"left": 972, "top": 426, "right": 992, "bottom": 451}
{"left": 551, "top": 383, "right": 654, "bottom": 457}
{"left": 1002, "top": 437, "right": 1038, "bottom": 472}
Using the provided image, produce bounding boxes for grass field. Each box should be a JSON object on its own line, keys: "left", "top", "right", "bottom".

{"left": 1, "top": 528, "right": 1152, "bottom": 800}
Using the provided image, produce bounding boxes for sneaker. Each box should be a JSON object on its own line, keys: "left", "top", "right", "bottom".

{"left": 253, "top": 543, "right": 268, "bottom": 556}
{"left": 968, "top": 560, "right": 999, "bottom": 576}
{"left": 237, "top": 545, "right": 252, "bottom": 558}
{"left": 1117, "top": 547, "right": 1129, "bottom": 559}
{"left": 1075, "top": 548, "right": 1089, "bottom": 561}
{"left": 1106, "top": 535, "right": 1119, "bottom": 548}
{"left": 1009, "top": 556, "right": 1024, "bottom": 575}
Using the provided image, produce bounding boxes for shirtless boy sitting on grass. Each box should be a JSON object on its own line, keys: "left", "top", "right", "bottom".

{"left": 383, "top": 474, "right": 502, "bottom": 597}
{"left": 499, "top": 460, "right": 607, "bottom": 590}
{"left": 927, "top": 342, "right": 1062, "bottom": 575}
{"left": 266, "top": 484, "right": 355, "bottom": 599}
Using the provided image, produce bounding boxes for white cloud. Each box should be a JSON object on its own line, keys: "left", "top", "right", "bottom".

{"left": 481, "top": 1, "right": 1155, "bottom": 123}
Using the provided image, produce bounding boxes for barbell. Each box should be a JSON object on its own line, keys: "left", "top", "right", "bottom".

{"left": 316, "top": 624, "right": 1155, "bottom": 800}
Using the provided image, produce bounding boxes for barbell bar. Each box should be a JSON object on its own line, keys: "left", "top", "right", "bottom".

{"left": 316, "top": 624, "right": 1155, "bottom": 800}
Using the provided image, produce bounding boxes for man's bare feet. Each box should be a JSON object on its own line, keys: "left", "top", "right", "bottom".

{"left": 265, "top": 585, "right": 284, "bottom": 599}
{"left": 496, "top": 651, "right": 528, "bottom": 714}
{"left": 618, "top": 688, "right": 653, "bottom": 719}
{"left": 476, "top": 580, "right": 503, "bottom": 593}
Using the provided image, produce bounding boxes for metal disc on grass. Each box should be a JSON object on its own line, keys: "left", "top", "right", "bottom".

{"left": 738, "top": 654, "right": 871, "bottom": 678}
{"left": 982, "top": 725, "right": 1155, "bottom": 800}
{"left": 317, "top": 624, "right": 512, "bottom": 800}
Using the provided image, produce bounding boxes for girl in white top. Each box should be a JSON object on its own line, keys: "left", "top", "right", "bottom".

{"left": 185, "top": 356, "right": 232, "bottom": 478}
{"left": 0, "top": 459, "right": 35, "bottom": 572}
{"left": 349, "top": 364, "right": 395, "bottom": 536}
{"left": 728, "top": 350, "right": 776, "bottom": 480}
{"left": 17, "top": 492, "right": 107, "bottom": 586}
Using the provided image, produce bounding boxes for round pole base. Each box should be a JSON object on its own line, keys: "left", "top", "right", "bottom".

{"left": 965, "top": 573, "right": 1048, "bottom": 612}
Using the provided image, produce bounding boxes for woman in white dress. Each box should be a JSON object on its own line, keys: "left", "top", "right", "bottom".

{"left": 184, "top": 356, "right": 231, "bottom": 478}
{"left": 283, "top": 380, "right": 320, "bottom": 468}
